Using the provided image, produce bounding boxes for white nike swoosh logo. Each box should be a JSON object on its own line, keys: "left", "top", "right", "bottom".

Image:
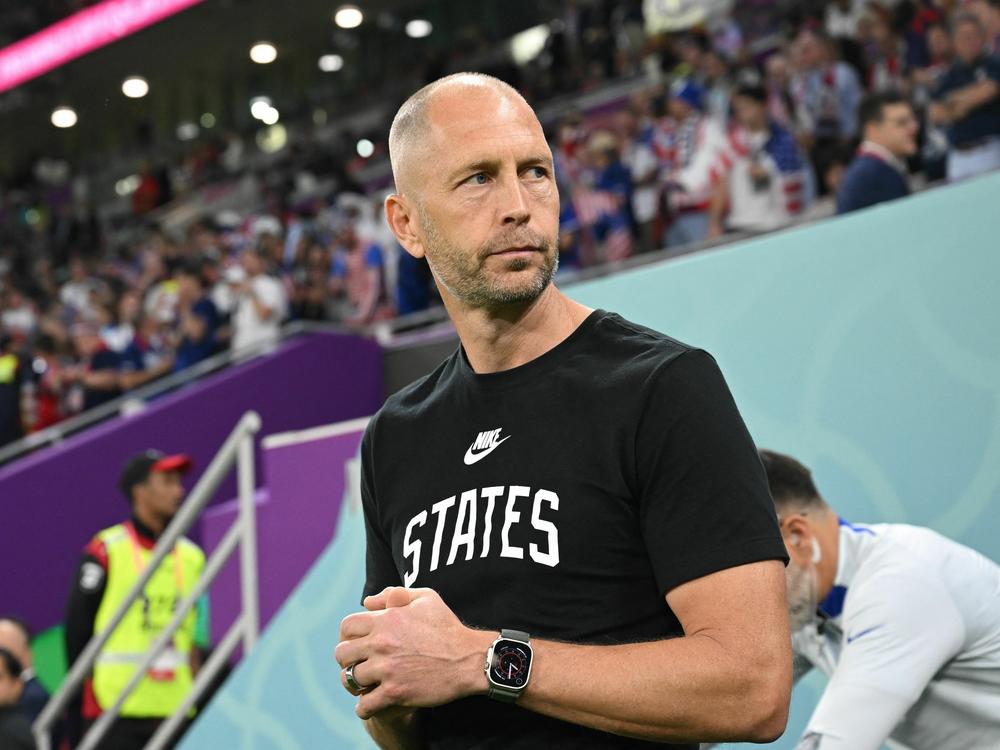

{"left": 463, "top": 435, "right": 511, "bottom": 465}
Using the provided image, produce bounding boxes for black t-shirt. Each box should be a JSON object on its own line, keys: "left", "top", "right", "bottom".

{"left": 361, "top": 310, "right": 786, "bottom": 749}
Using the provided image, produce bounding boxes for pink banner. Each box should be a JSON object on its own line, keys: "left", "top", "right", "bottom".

{"left": 0, "top": 0, "right": 205, "bottom": 94}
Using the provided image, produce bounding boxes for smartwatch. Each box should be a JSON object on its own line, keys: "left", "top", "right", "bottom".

{"left": 485, "top": 629, "right": 532, "bottom": 703}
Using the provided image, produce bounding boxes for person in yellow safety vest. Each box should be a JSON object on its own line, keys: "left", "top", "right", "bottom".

{"left": 64, "top": 451, "right": 209, "bottom": 750}
{"left": 0, "top": 333, "right": 24, "bottom": 449}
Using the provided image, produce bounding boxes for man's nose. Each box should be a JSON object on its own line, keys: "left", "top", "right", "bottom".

{"left": 498, "top": 173, "right": 530, "bottom": 226}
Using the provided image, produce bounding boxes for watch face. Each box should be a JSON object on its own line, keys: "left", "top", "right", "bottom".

{"left": 489, "top": 639, "right": 532, "bottom": 688}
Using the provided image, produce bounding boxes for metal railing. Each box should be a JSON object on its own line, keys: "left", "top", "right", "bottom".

{"left": 32, "top": 411, "right": 263, "bottom": 750}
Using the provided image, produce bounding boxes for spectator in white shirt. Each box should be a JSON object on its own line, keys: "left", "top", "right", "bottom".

{"left": 230, "top": 247, "right": 287, "bottom": 354}
{"left": 708, "top": 83, "right": 808, "bottom": 237}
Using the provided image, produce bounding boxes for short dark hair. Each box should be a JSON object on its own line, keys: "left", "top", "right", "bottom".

{"left": 758, "top": 449, "right": 826, "bottom": 515}
{"left": 0, "top": 646, "right": 23, "bottom": 680}
{"left": 858, "top": 90, "right": 909, "bottom": 133}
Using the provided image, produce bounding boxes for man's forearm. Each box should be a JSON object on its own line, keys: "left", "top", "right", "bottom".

{"left": 500, "top": 630, "right": 789, "bottom": 744}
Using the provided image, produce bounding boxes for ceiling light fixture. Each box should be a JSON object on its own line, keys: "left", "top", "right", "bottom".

{"left": 318, "top": 54, "right": 344, "bottom": 72}
{"left": 405, "top": 19, "right": 432, "bottom": 38}
{"left": 334, "top": 5, "right": 363, "bottom": 29}
{"left": 250, "top": 42, "right": 277, "bottom": 64}
{"left": 51, "top": 106, "right": 78, "bottom": 128}
{"left": 121, "top": 76, "right": 149, "bottom": 98}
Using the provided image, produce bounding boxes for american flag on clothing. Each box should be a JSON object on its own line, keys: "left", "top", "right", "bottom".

{"left": 711, "top": 123, "right": 806, "bottom": 215}
{"left": 571, "top": 188, "right": 634, "bottom": 263}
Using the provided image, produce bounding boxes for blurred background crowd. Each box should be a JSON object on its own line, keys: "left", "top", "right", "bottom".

{"left": 1, "top": 0, "right": 999, "bottom": 450}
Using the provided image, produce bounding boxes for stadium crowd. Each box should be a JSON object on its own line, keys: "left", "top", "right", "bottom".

{"left": 1, "top": 0, "right": 999, "bottom": 450}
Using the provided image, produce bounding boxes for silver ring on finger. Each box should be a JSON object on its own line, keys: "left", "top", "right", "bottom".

{"left": 345, "top": 662, "right": 367, "bottom": 692}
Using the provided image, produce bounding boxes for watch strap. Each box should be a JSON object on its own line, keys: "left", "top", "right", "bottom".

{"left": 501, "top": 628, "right": 530, "bottom": 642}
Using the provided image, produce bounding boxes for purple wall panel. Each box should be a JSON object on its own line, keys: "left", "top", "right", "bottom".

{"left": 0, "top": 333, "right": 381, "bottom": 632}
{"left": 200, "top": 419, "right": 365, "bottom": 646}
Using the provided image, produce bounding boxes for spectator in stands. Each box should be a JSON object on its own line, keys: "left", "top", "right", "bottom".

{"left": 0, "top": 618, "right": 48, "bottom": 722}
{"left": 930, "top": 13, "right": 1000, "bottom": 181}
{"left": 395, "top": 250, "right": 437, "bottom": 317}
{"left": 119, "top": 312, "right": 175, "bottom": 391}
{"left": 765, "top": 52, "right": 797, "bottom": 129}
{"left": 708, "top": 83, "right": 807, "bottom": 236}
{"left": 230, "top": 247, "right": 287, "bottom": 352}
{"left": 67, "top": 322, "right": 121, "bottom": 412}
{"left": 290, "top": 240, "right": 333, "bottom": 321}
{"left": 580, "top": 130, "right": 634, "bottom": 263}
{"left": 862, "top": 12, "right": 908, "bottom": 93}
{"left": 619, "top": 105, "right": 662, "bottom": 254}
{"left": 661, "top": 79, "right": 726, "bottom": 248}
{"left": 330, "top": 214, "right": 393, "bottom": 325}
{"left": 64, "top": 451, "right": 206, "bottom": 749}
{"left": 0, "top": 333, "right": 24, "bottom": 448}
{"left": 826, "top": 0, "right": 866, "bottom": 40}
{"left": 790, "top": 29, "right": 864, "bottom": 193}
{"left": 837, "top": 91, "right": 918, "bottom": 214}
{"left": 173, "top": 261, "right": 219, "bottom": 372}
{"left": 59, "top": 257, "right": 97, "bottom": 318}
{"left": 912, "top": 22, "right": 955, "bottom": 181}
{"left": 703, "top": 48, "right": 734, "bottom": 124}
{"left": 970, "top": 0, "right": 1000, "bottom": 55}
{"left": 0, "top": 647, "right": 34, "bottom": 750}
{"left": 27, "top": 334, "right": 66, "bottom": 432}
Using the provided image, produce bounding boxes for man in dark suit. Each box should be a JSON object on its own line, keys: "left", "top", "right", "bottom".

{"left": 836, "top": 91, "right": 918, "bottom": 214}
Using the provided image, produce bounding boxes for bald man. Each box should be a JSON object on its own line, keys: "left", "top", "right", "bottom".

{"left": 335, "top": 73, "right": 792, "bottom": 749}
{"left": 0, "top": 619, "right": 48, "bottom": 723}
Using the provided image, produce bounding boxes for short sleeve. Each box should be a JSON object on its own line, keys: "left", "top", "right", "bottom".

{"left": 635, "top": 349, "right": 787, "bottom": 595}
{"left": 253, "top": 277, "right": 285, "bottom": 311}
{"left": 360, "top": 418, "right": 403, "bottom": 603}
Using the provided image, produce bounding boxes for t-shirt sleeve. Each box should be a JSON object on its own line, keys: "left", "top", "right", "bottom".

{"left": 635, "top": 349, "right": 787, "bottom": 595}
{"left": 360, "top": 417, "right": 403, "bottom": 603}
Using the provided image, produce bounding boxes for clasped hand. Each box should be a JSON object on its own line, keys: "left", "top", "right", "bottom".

{"left": 335, "top": 587, "right": 489, "bottom": 719}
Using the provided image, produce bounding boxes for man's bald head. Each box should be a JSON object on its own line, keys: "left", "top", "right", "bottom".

{"left": 0, "top": 618, "right": 31, "bottom": 669}
{"left": 388, "top": 73, "right": 534, "bottom": 197}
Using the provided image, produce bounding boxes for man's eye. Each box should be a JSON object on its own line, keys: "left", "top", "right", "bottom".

{"left": 467, "top": 173, "right": 489, "bottom": 185}
{"left": 525, "top": 167, "right": 547, "bottom": 179}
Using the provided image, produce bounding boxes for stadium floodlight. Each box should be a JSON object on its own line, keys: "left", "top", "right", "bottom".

{"left": 121, "top": 76, "right": 149, "bottom": 98}
{"left": 356, "top": 139, "right": 374, "bottom": 158}
{"left": 405, "top": 19, "right": 432, "bottom": 38}
{"left": 51, "top": 106, "right": 78, "bottom": 128}
{"left": 334, "top": 5, "right": 363, "bottom": 29}
{"left": 318, "top": 54, "right": 344, "bottom": 72}
{"left": 261, "top": 106, "right": 279, "bottom": 126}
{"left": 250, "top": 97, "right": 272, "bottom": 120}
{"left": 250, "top": 42, "right": 277, "bottom": 64}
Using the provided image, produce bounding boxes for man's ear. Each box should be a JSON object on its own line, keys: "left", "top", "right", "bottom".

{"left": 782, "top": 514, "right": 813, "bottom": 565}
{"left": 385, "top": 194, "right": 426, "bottom": 260}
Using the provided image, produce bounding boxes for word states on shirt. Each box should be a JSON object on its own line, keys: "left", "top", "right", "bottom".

{"left": 402, "top": 485, "right": 559, "bottom": 587}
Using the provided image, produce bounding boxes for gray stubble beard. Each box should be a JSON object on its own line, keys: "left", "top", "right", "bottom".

{"left": 419, "top": 206, "right": 559, "bottom": 310}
